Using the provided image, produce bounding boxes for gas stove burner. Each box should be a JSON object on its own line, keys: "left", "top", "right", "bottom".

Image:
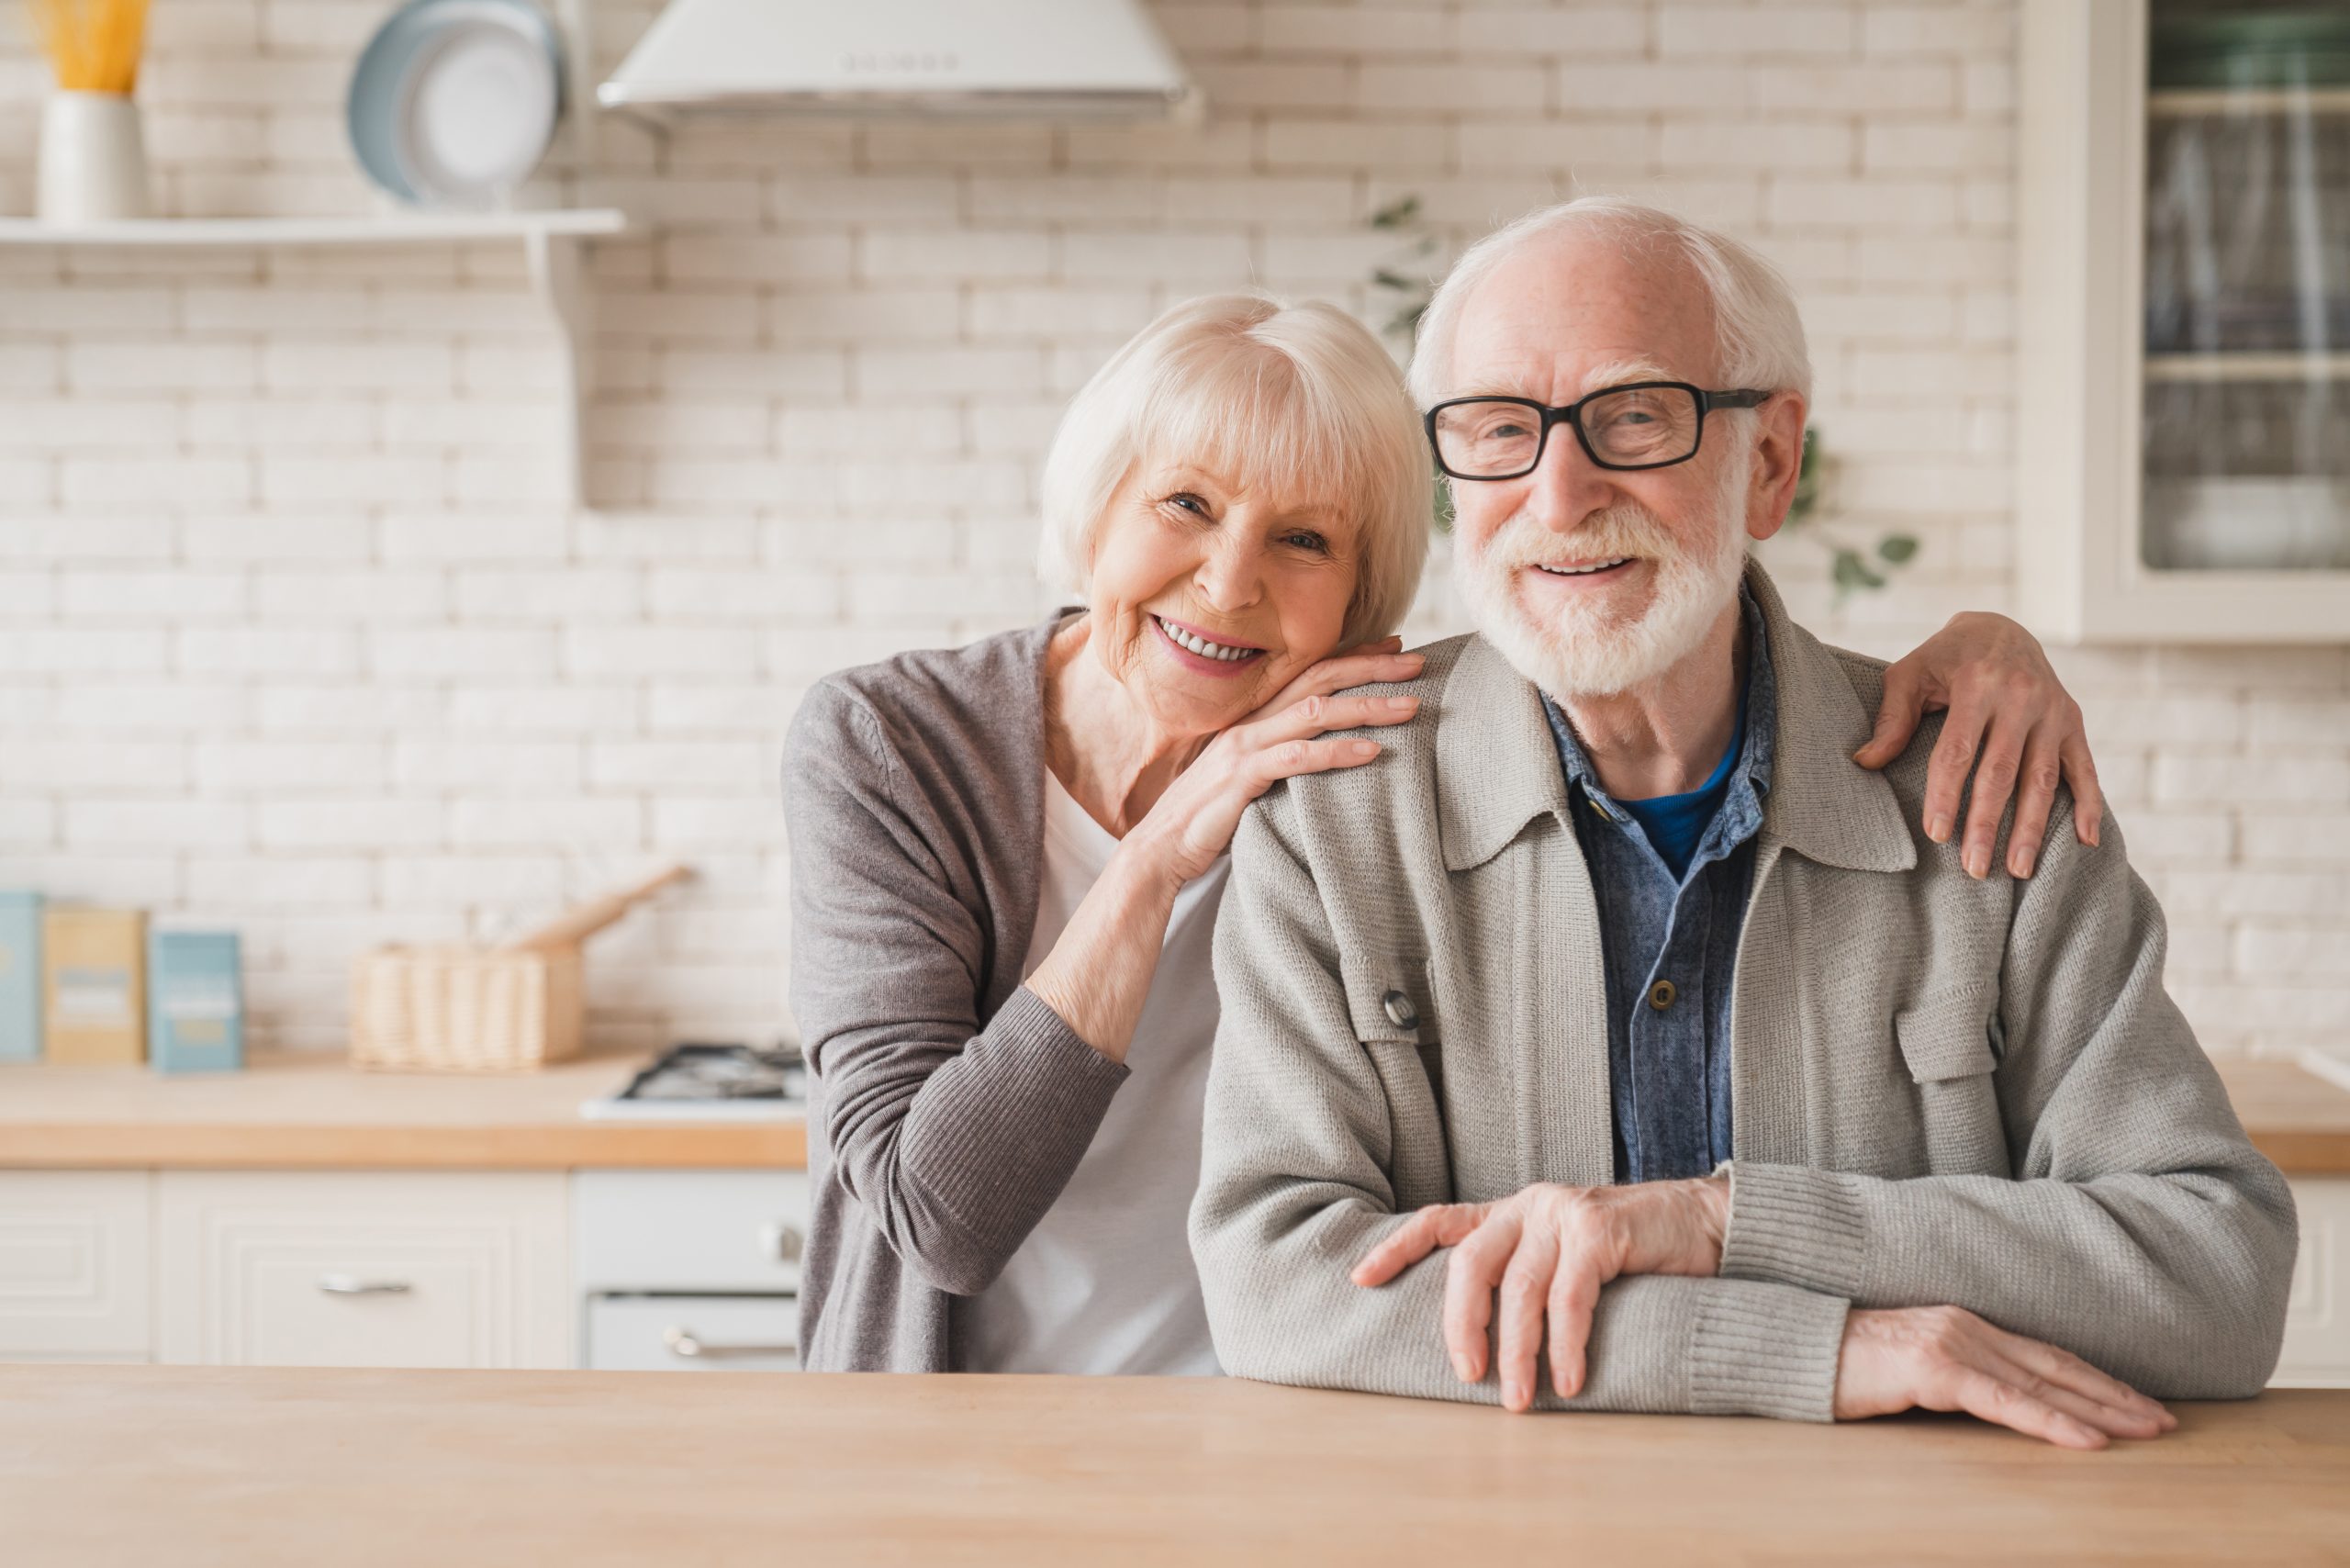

{"left": 581, "top": 1041, "right": 808, "bottom": 1121}
{"left": 632, "top": 1044, "right": 800, "bottom": 1100}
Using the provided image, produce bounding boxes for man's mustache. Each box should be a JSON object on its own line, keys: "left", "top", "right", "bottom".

{"left": 1463, "top": 506, "right": 1681, "bottom": 572}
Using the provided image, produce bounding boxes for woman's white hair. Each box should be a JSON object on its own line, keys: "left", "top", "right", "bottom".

{"left": 1037, "top": 294, "right": 1428, "bottom": 646}
{"left": 1405, "top": 196, "right": 1812, "bottom": 409}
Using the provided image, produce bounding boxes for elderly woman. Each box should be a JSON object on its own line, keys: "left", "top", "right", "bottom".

{"left": 786, "top": 293, "right": 2103, "bottom": 1375}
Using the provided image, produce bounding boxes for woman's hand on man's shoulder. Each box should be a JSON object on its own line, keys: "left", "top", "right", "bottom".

{"left": 1122, "top": 641, "right": 1429, "bottom": 892}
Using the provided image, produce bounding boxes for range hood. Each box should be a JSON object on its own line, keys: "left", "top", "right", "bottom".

{"left": 599, "top": 0, "right": 1199, "bottom": 120}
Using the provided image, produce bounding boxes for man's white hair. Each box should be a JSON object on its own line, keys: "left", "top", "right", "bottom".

{"left": 1405, "top": 196, "right": 1813, "bottom": 409}
{"left": 1037, "top": 293, "right": 1428, "bottom": 647}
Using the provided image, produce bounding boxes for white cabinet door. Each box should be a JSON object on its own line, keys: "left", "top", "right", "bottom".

{"left": 0, "top": 1171, "right": 151, "bottom": 1360}
{"left": 2275, "top": 1177, "right": 2350, "bottom": 1389}
{"left": 2016, "top": 1, "right": 2350, "bottom": 643}
{"left": 156, "top": 1171, "right": 569, "bottom": 1370}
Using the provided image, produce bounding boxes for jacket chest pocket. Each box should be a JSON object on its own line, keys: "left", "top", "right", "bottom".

{"left": 1340, "top": 953, "right": 1452, "bottom": 1207}
{"left": 1895, "top": 992, "right": 2010, "bottom": 1177}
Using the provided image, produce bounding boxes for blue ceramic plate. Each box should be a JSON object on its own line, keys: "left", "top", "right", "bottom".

{"left": 347, "top": 0, "right": 565, "bottom": 210}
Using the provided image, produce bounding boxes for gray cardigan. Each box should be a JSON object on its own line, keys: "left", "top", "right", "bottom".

{"left": 785, "top": 612, "right": 1123, "bottom": 1372}
{"left": 1189, "top": 563, "right": 2298, "bottom": 1417}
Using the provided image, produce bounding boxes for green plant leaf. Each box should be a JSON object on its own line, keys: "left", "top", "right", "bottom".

{"left": 1830, "top": 548, "right": 1886, "bottom": 593}
{"left": 1371, "top": 269, "right": 1417, "bottom": 292}
{"left": 1370, "top": 196, "right": 1421, "bottom": 230}
{"left": 1785, "top": 427, "right": 1820, "bottom": 527}
{"left": 1384, "top": 302, "right": 1430, "bottom": 340}
{"left": 1876, "top": 534, "right": 1919, "bottom": 564}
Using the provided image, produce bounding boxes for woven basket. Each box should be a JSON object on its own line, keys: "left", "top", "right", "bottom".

{"left": 350, "top": 943, "right": 585, "bottom": 1072}
{"left": 347, "top": 866, "right": 686, "bottom": 1073}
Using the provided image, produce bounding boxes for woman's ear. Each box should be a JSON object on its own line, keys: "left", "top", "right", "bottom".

{"left": 1744, "top": 392, "right": 1809, "bottom": 544}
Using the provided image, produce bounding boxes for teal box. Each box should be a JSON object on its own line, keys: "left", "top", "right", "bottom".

{"left": 147, "top": 930, "right": 242, "bottom": 1074}
{"left": 0, "top": 891, "right": 38, "bottom": 1062}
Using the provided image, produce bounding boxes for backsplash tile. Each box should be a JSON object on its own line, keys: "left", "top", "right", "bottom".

{"left": 0, "top": 0, "right": 2342, "bottom": 1060}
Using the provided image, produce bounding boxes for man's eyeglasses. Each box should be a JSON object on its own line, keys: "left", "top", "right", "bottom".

{"left": 1425, "top": 382, "right": 1771, "bottom": 480}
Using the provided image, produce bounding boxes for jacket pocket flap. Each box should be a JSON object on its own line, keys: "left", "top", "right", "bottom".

{"left": 1895, "top": 995, "right": 1998, "bottom": 1083}
{"left": 1340, "top": 952, "right": 1438, "bottom": 1045}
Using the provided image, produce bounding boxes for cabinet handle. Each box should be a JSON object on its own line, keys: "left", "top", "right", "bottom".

{"left": 317, "top": 1273, "right": 411, "bottom": 1295}
{"left": 663, "top": 1325, "right": 797, "bottom": 1361}
{"left": 760, "top": 1223, "right": 804, "bottom": 1264}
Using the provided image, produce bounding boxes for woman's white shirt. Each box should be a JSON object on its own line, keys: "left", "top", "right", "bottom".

{"left": 960, "top": 769, "right": 1225, "bottom": 1376}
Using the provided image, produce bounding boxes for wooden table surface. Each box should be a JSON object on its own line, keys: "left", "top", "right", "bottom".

{"left": 5, "top": 1365, "right": 2344, "bottom": 1567}
{"left": 0, "top": 1047, "right": 807, "bottom": 1170}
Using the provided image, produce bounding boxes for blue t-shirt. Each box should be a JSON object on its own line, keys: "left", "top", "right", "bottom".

{"left": 1615, "top": 688, "right": 1747, "bottom": 881}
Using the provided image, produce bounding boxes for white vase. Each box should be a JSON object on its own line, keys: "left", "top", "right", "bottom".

{"left": 38, "top": 90, "right": 152, "bottom": 225}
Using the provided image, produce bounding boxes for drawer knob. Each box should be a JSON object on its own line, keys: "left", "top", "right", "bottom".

{"left": 317, "top": 1274, "right": 411, "bottom": 1295}
{"left": 663, "top": 1326, "right": 798, "bottom": 1361}
{"left": 761, "top": 1222, "right": 804, "bottom": 1264}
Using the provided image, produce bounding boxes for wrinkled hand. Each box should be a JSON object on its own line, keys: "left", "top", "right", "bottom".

{"left": 1834, "top": 1305, "right": 2175, "bottom": 1450}
{"left": 1124, "top": 639, "right": 1425, "bottom": 890}
{"left": 1350, "top": 1177, "right": 1729, "bottom": 1412}
{"left": 1855, "top": 611, "right": 2105, "bottom": 881}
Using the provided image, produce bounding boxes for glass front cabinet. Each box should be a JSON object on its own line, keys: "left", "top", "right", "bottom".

{"left": 2019, "top": 0, "right": 2350, "bottom": 641}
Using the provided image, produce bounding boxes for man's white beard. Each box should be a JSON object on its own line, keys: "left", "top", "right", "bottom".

{"left": 1454, "top": 442, "right": 1752, "bottom": 700}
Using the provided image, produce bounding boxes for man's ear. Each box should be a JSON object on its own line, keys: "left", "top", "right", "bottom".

{"left": 1743, "top": 392, "right": 1808, "bottom": 544}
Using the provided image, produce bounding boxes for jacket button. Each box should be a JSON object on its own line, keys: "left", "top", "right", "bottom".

{"left": 1382, "top": 990, "right": 1419, "bottom": 1029}
{"left": 1648, "top": 980, "right": 1677, "bottom": 1011}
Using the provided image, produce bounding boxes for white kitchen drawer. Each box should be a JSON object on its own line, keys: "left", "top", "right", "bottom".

{"left": 2275, "top": 1176, "right": 2350, "bottom": 1388}
{"left": 0, "top": 1171, "right": 151, "bottom": 1360}
{"left": 586, "top": 1294, "right": 799, "bottom": 1372}
{"left": 156, "top": 1171, "right": 569, "bottom": 1369}
{"left": 573, "top": 1169, "right": 809, "bottom": 1294}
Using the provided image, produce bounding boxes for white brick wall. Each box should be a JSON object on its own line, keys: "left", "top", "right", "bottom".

{"left": 0, "top": 0, "right": 2344, "bottom": 1060}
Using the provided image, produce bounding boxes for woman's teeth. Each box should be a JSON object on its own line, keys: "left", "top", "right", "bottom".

{"left": 1156, "top": 615, "right": 1259, "bottom": 662}
{"left": 1535, "top": 557, "right": 1632, "bottom": 576}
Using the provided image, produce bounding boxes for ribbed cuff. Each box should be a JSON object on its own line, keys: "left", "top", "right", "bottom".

{"left": 1719, "top": 1161, "right": 1869, "bottom": 1299}
{"left": 916, "top": 984, "right": 1129, "bottom": 1237}
{"left": 987, "top": 984, "right": 1132, "bottom": 1098}
{"left": 1686, "top": 1277, "right": 1849, "bottom": 1423}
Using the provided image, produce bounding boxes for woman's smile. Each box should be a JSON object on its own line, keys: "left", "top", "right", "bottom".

{"left": 1148, "top": 612, "right": 1270, "bottom": 677}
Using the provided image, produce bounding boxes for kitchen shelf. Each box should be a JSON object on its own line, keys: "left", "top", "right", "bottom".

{"left": 2149, "top": 85, "right": 2350, "bottom": 117}
{"left": 0, "top": 210, "right": 625, "bottom": 247}
{"left": 2145, "top": 351, "right": 2350, "bottom": 382}
{"left": 0, "top": 209, "right": 629, "bottom": 507}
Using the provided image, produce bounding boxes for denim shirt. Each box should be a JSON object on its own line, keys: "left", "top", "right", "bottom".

{"left": 1539, "top": 591, "right": 1777, "bottom": 1184}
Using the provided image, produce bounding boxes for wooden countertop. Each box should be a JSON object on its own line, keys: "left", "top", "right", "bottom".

{"left": 0, "top": 1050, "right": 2335, "bottom": 1178}
{"left": 0, "top": 1048, "right": 806, "bottom": 1170}
{"left": 2214, "top": 1058, "right": 2350, "bottom": 1176}
{"left": 6, "top": 1366, "right": 2344, "bottom": 1567}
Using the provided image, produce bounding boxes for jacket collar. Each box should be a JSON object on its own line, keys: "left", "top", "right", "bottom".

{"left": 1435, "top": 630, "right": 1572, "bottom": 872}
{"left": 1436, "top": 558, "right": 1916, "bottom": 876}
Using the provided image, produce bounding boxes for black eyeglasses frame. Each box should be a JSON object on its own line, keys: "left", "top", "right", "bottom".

{"left": 1423, "top": 381, "right": 1773, "bottom": 479}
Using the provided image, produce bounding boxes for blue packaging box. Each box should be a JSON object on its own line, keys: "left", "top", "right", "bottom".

{"left": 0, "top": 891, "right": 38, "bottom": 1062}
{"left": 148, "top": 930, "right": 243, "bottom": 1074}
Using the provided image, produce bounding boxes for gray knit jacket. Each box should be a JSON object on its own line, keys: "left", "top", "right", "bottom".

{"left": 1188, "top": 563, "right": 2298, "bottom": 1418}
{"left": 785, "top": 612, "right": 1128, "bottom": 1372}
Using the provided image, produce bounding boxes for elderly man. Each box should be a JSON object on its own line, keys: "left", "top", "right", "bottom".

{"left": 1188, "top": 197, "right": 2297, "bottom": 1448}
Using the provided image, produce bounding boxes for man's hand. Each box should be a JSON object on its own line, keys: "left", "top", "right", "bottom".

{"left": 1834, "top": 1305, "right": 2176, "bottom": 1450}
{"left": 1349, "top": 1177, "right": 1729, "bottom": 1412}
